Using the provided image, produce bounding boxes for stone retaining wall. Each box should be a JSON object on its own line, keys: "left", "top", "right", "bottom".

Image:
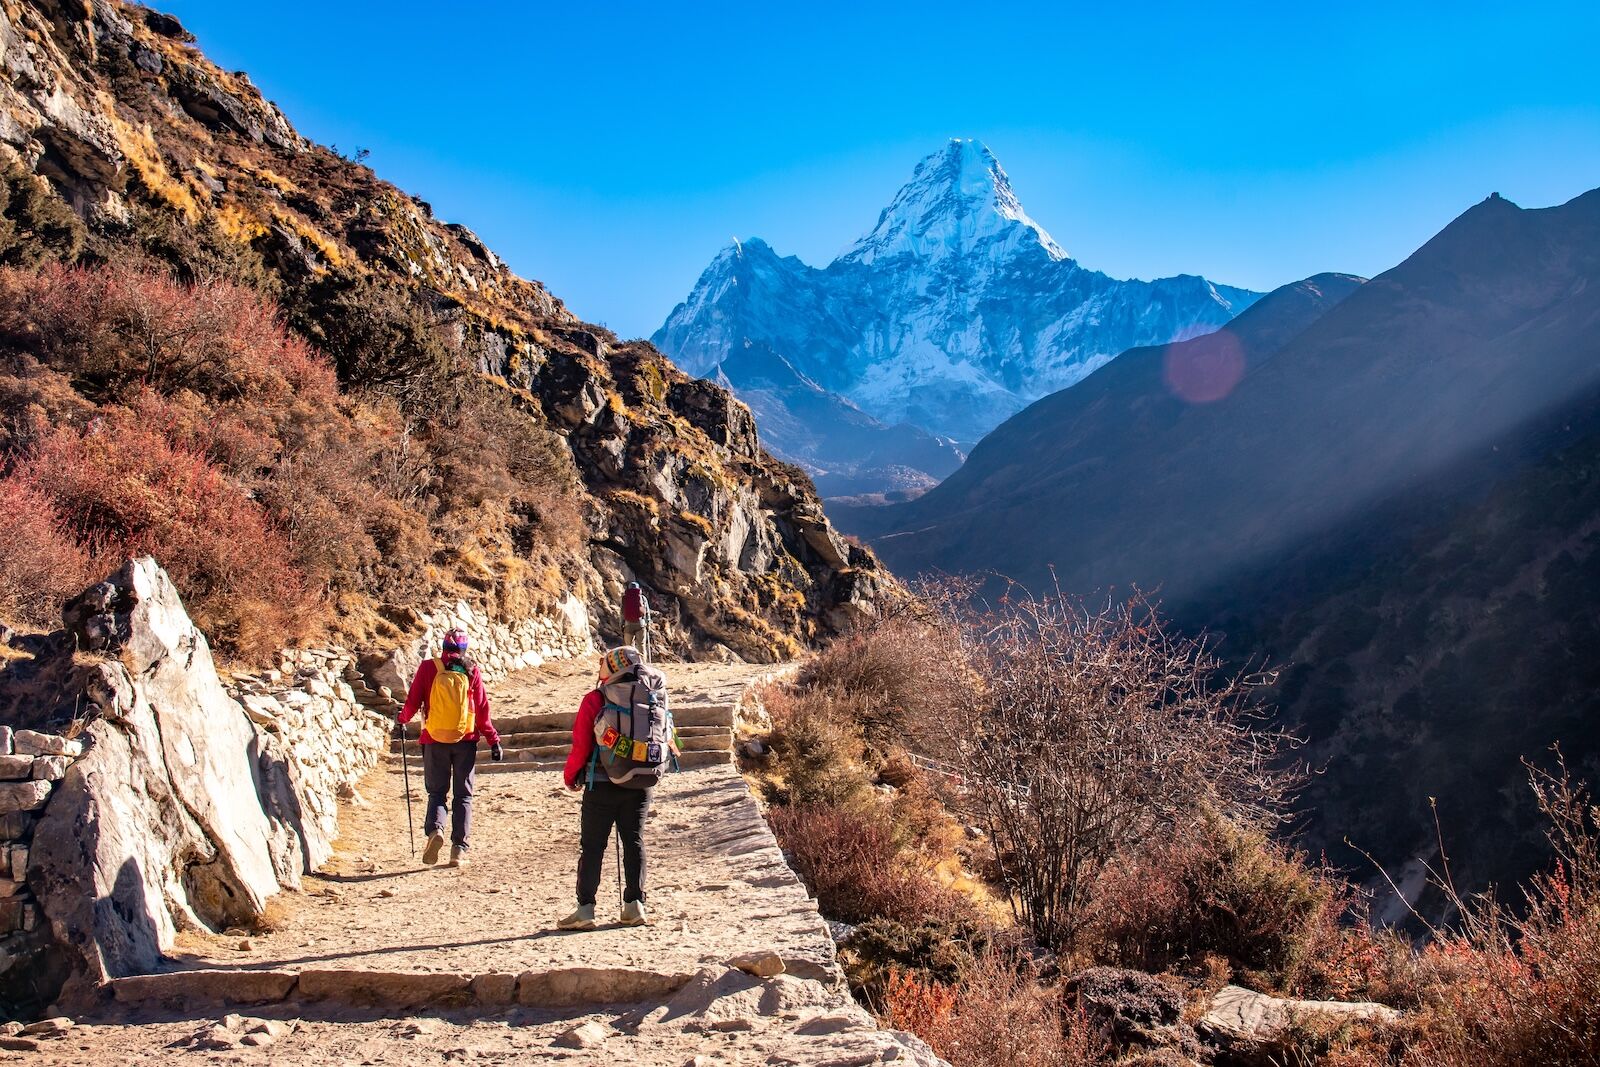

{"left": 0, "top": 727, "right": 84, "bottom": 980}
{"left": 226, "top": 652, "right": 391, "bottom": 875}
{"left": 365, "top": 594, "right": 594, "bottom": 699}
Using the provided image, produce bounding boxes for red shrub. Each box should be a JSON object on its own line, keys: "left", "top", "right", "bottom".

{"left": 1089, "top": 812, "right": 1368, "bottom": 998}
{"left": 0, "top": 476, "right": 97, "bottom": 627}
{"left": 881, "top": 958, "right": 1108, "bottom": 1067}
{"left": 15, "top": 415, "right": 315, "bottom": 655}
{"left": 0, "top": 262, "right": 336, "bottom": 407}
{"left": 1405, "top": 760, "right": 1600, "bottom": 1065}
{"left": 768, "top": 801, "right": 974, "bottom": 927}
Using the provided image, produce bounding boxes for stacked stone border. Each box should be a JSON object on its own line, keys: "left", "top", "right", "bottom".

{"left": 0, "top": 727, "right": 84, "bottom": 974}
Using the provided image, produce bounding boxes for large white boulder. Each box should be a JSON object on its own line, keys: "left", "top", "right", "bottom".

{"left": 120, "top": 560, "right": 282, "bottom": 918}
{"left": 27, "top": 559, "right": 303, "bottom": 998}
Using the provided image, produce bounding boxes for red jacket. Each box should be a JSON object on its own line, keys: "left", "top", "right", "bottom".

{"left": 563, "top": 689, "right": 604, "bottom": 789}
{"left": 399, "top": 656, "right": 499, "bottom": 746}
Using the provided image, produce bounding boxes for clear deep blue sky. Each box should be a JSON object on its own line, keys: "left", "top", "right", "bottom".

{"left": 162, "top": 1, "right": 1600, "bottom": 338}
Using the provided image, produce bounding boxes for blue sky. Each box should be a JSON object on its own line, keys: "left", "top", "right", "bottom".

{"left": 162, "top": 1, "right": 1600, "bottom": 338}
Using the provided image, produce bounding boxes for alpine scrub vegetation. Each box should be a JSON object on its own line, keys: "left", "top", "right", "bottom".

{"left": 754, "top": 591, "right": 1600, "bottom": 1067}
{"left": 0, "top": 261, "right": 582, "bottom": 657}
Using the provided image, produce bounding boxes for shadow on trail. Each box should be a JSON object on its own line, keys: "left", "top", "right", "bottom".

{"left": 105, "top": 998, "right": 595, "bottom": 1030}
{"left": 315, "top": 869, "right": 419, "bottom": 884}
{"left": 163, "top": 930, "right": 568, "bottom": 970}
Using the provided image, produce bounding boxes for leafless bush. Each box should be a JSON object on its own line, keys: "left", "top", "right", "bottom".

{"left": 925, "top": 584, "right": 1294, "bottom": 951}
{"left": 797, "top": 600, "right": 969, "bottom": 750}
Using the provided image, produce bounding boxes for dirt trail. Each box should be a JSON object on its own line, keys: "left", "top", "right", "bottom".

{"left": 13, "top": 657, "right": 941, "bottom": 1065}
{"left": 159, "top": 659, "right": 818, "bottom": 980}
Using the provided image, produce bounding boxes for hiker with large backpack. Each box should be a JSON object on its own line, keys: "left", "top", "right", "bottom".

{"left": 622, "top": 582, "right": 650, "bottom": 660}
{"left": 558, "top": 645, "right": 677, "bottom": 929}
{"left": 395, "top": 628, "right": 504, "bottom": 867}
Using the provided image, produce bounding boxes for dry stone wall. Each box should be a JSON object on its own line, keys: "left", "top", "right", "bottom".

{"left": 366, "top": 594, "right": 593, "bottom": 699}
{"left": 0, "top": 726, "right": 83, "bottom": 987}
{"left": 226, "top": 651, "right": 390, "bottom": 877}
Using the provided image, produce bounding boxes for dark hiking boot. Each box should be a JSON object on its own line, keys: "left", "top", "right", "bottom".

{"left": 422, "top": 831, "right": 445, "bottom": 865}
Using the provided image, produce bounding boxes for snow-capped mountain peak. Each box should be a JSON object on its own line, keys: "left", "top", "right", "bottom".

{"left": 654, "top": 141, "right": 1263, "bottom": 452}
{"left": 843, "top": 138, "right": 1068, "bottom": 266}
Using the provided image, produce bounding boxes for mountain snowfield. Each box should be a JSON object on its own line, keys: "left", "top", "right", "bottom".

{"left": 654, "top": 139, "right": 1264, "bottom": 453}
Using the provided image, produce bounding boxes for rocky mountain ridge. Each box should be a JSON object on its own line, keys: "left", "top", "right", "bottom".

{"left": 0, "top": 0, "right": 887, "bottom": 661}
{"left": 654, "top": 139, "right": 1262, "bottom": 478}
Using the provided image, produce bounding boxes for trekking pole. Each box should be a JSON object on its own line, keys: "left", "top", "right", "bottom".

{"left": 399, "top": 725, "right": 416, "bottom": 857}
{"left": 614, "top": 826, "right": 624, "bottom": 912}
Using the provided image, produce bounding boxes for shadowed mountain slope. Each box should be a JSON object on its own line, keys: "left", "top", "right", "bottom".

{"left": 846, "top": 187, "right": 1600, "bottom": 898}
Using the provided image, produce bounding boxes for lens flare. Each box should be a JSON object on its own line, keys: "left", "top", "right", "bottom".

{"left": 1163, "top": 330, "right": 1246, "bottom": 404}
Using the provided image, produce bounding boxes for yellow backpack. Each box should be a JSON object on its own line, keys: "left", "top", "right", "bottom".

{"left": 424, "top": 659, "right": 474, "bottom": 742}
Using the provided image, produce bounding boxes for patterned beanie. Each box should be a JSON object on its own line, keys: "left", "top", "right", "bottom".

{"left": 599, "top": 645, "right": 642, "bottom": 683}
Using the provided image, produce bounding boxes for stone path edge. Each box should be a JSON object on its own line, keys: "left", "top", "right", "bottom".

{"left": 109, "top": 965, "right": 700, "bottom": 1013}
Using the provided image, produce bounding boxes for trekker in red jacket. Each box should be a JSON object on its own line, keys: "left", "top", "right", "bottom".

{"left": 396, "top": 628, "right": 503, "bottom": 867}
{"left": 558, "top": 645, "right": 664, "bottom": 930}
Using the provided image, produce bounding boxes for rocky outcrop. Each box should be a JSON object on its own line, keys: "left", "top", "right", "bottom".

{"left": 4, "top": 559, "right": 395, "bottom": 1008}
{"left": 534, "top": 343, "right": 893, "bottom": 660}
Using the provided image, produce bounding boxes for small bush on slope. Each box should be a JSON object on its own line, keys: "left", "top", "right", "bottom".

{"left": 767, "top": 801, "right": 974, "bottom": 928}
{"left": 1089, "top": 811, "right": 1406, "bottom": 1000}
{"left": 0, "top": 478, "right": 96, "bottom": 627}
{"left": 881, "top": 955, "right": 1108, "bottom": 1067}
{"left": 764, "top": 683, "right": 876, "bottom": 809}
{"left": 795, "top": 608, "right": 968, "bottom": 749}
{"left": 1401, "top": 755, "right": 1600, "bottom": 1066}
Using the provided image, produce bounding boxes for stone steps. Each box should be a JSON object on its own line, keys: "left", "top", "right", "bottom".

{"left": 386, "top": 724, "right": 730, "bottom": 754}
{"left": 387, "top": 700, "right": 737, "bottom": 776}
{"left": 383, "top": 743, "right": 733, "bottom": 775}
{"left": 444, "top": 702, "right": 734, "bottom": 736}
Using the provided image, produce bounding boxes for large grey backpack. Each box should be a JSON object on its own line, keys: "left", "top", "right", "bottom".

{"left": 590, "top": 663, "right": 676, "bottom": 789}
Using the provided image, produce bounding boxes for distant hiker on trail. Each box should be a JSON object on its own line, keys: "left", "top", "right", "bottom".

{"left": 622, "top": 582, "right": 650, "bottom": 656}
{"left": 395, "top": 628, "right": 504, "bottom": 867}
{"left": 558, "top": 645, "right": 677, "bottom": 930}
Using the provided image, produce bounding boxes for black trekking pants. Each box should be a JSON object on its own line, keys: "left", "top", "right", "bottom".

{"left": 577, "top": 780, "right": 652, "bottom": 905}
{"left": 422, "top": 739, "right": 477, "bottom": 849}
